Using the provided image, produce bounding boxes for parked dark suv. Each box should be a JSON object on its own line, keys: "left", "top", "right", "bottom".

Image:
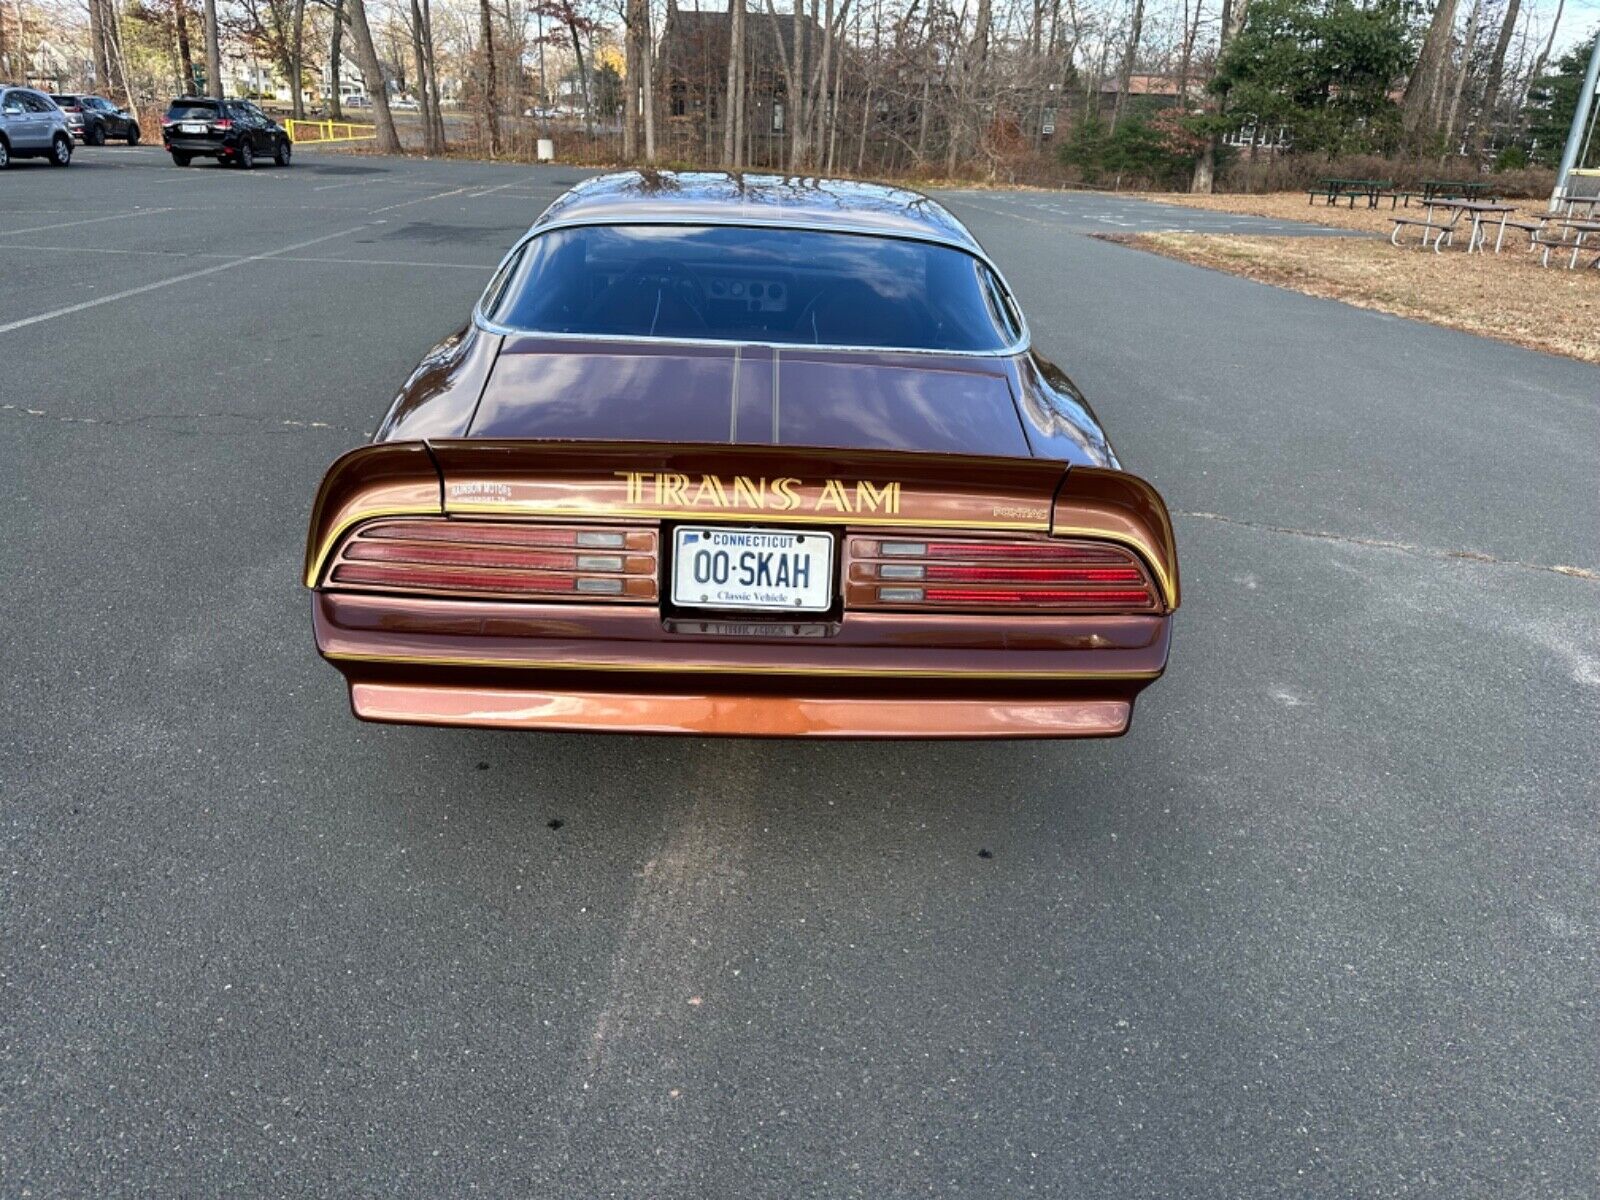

{"left": 50, "top": 94, "right": 141, "bottom": 145}
{"left": 162, "top": 97, "right": 291, "bottom": 168}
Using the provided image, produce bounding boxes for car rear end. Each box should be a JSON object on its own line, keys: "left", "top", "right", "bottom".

{"left": 303, "top": 442, "right": 1178, "bottom": 738}
{"left": 50, "top": 95, "right": 86, "bottom": 141}
{"left": 162, "top": 99, "right": 231, "bottom": 160}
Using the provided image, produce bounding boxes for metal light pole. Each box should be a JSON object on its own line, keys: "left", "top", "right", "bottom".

{"left": 1550, "top": 32, "right": 1600, "bottom": 212}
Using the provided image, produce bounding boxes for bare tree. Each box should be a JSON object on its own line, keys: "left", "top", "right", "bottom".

{"left": 1110, "top": 0, "right": 1145, "bottom": 130}
{"left": 1525, "top": 0, "right": 1563, "bottom": 96}
{"left": 407, "top": 0, "right": 445, "bottom": 151}
{"left": 1469, "top": 0, "right": 1521, "bottom": 157}
{"left": 479, "top": 0, "right": 502, "bottom": 153}
{"left": 290, "top": 0, "right": 307, "bottom": 116}
{"left": 1403, "top": 0, "right": 1460, "bottom": 138}
{"left": 172, "top": 0, "right": 196, "bottom": 93}
{"left": 1190, "top": 0, "right": 1246, "bottom": 192}
{"left": 203, "top": 0, "right": 222, "bottom": 97}
{"left": 722, "top": 0, "right": 746, "bottom": 166}
{"left": 1445, "top": 0, "right": 1481, "bottom": 145}
{"left": 345, "top": 0, "right": 403, "bottom": 150}
{"left": 329, "top": 0, "right": 345, "bottom": 116}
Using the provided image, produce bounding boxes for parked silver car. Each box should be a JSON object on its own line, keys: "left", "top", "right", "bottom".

{"left": 0, "top": 86, "right": 74, "bottom": 168}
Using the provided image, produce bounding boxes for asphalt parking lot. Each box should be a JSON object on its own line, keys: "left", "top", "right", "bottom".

{"left": 3, "top": 146, "right": 1596, "bottom": 1198}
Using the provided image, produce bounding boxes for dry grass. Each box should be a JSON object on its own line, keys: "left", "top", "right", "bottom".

{"left": 1127, "top": 231, "right": 1600, "bottom": 364}
{"left": 1139, "top": 189, "right": 1569, "bottom": 236}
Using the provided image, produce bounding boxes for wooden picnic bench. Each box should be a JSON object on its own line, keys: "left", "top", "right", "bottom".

{"left": 1533, "top": 220, "right": 1600, "bottom": 269}
{"left": 1309, "top": 177, "right": 1394, "bottom": 208}
{"left": 1390, "top": 211, "right": 1459, "bottom": 251}
{"left": 1417, "top": 179, "right": 1496, "bottom": 204}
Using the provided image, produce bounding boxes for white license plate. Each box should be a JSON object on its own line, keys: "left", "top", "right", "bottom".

{"left": 672, "top": 527, "right": 834, "bottom": 612}
{"left": 181, "top": 123, "right": 208, "bottom": 134}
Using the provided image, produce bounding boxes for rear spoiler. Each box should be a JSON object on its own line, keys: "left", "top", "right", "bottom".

{"left": 304, "top": 440, "right": 1178, "bottom": 609}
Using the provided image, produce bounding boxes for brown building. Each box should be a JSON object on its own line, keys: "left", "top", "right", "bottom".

{"left": 656, "top": 8, "right": 827, "bottom": 159}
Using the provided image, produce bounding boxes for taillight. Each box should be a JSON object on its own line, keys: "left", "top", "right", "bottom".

{"left": 326, "top": 519, "right": 657, "bottom": 601}
{"left": 847, "top": 536, "right": 1159, "bottom": 612}
{"left": 213, "top": 118, "right": 232, "bottom": 130}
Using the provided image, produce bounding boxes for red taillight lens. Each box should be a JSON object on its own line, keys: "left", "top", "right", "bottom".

{"left": 213, "top": 119, "right": 232, "bottom": 129}
{"left": 849, "top": 536, "right": 1159, "bottom": 613}
{"left": 326, "top": 519, "right": 657, "bottom": 602}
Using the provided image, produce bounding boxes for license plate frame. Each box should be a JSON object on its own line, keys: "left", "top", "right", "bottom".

{"left": 180, "top": 122, "right": 208, "bottom": 134}
{"left": 670, "top": 526, "right": 835, "bottom": 613}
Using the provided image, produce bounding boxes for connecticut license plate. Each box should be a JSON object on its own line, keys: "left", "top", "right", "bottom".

{"left": 671, "top": 527, "right": 834, "bottom": 612}
{"left": 181, "top": 122, "right": 207, "bottom": 133}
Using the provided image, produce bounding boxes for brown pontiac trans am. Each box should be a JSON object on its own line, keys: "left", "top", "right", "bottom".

{"left": 304, "top": 171, "right": 1179, "bottom": 737}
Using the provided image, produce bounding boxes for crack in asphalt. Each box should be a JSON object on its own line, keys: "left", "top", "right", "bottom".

{"left": 1174, "top": 509, "right": 1598, "bottom": 582}
{"left": 1, "top": 403, "right": 371, "bottom": 439}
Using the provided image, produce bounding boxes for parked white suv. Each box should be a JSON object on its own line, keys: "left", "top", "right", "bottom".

{"left": 0, "top": 86, "right": 74, "bottom": 168}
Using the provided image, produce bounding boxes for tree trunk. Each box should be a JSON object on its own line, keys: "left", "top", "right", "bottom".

{"left": 345, "top": 0, "right": 402, "bottom": 152}
{"left": 764, "top": 0, "right": 807, "bottom": 168}
{"left": 202, "top": 0, "right": 222, "bottom": 98}
{"left": 1190, "top": 0, "right": 1246, "bottom": 192}
{"left": 329, "top": 0, "right": 344, "bottom": 117}
{"left": 623, "top": 0, "right": 639, "bottom": 158}
{"left": 791, "top": 0, "right": 808, "bottom": 168}
{"left": 291, "top": 0, "right": 306, "bottom": 117}
{"left": 422, "top": 0, "right": 446, "bottom": 147}
{"left": 89, "top": 0, "right": 107, "bottom": 90}
{"left": 722, "top": 0, "right": 745, "bottom": 165}
{"left": 1469, "top": 0, "right": 1520, "bottom": 157}
{"left": 641, "top": 3, "right": 657, "bottom": 161}
{"left": 479, "top": 0, "right": 501, "bottom": 154}
{"left": 814, "top": 0, "right": 833, "bottom": 159}
{"left": 1176, "top": 0, "right": 1201, "bottom": 104}
{"left": 1403, "top": 0, "right": 1460, "bottom": 138}
{"left": 1445, "top": 0, "right": 1481, "bottom": 146}
{"left": 1110, "top": 0, "right": 1145, "bottom": 131}
{"left": 174, "top": 0, "right": 195, "bottom": 93}
{"left": 408, "top": 0, "right": 440, "bottom": 152}
{"left": 1525, "top": 0, "right": 1563, "bottom": 101}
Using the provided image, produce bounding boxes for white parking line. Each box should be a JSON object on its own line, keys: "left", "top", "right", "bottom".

{"left": 0, "top": 226, "right": 366, "bottom": 336}
{"left": 0, "top": 241, "right": 495, "bottom": 270}
{"left": 0, "top": 208, "right": 174, "bottom": 237}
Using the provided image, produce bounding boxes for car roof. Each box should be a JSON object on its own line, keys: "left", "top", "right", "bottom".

{"left": 532, "top": 171, "right": 982, "bottom": 254}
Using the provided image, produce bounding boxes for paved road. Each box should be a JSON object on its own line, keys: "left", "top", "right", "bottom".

{"left": 944, "top": 187, "right": 1370, "bottom": 236}
{"left": 3, "top": 149, "right": 1596, "bottom": 1198}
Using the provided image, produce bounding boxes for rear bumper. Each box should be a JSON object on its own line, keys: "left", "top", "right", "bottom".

{"left": 348, "top": 680, "right": 1132, "bottom": 738}
{"left": 314, "top": 590, "right": 1170, "bottom": 738}
{"left": 164, "top": 136, "right": 227, "bottom": 155}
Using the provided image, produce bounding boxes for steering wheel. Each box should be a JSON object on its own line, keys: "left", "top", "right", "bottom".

{"left": 584, "top": 257, "right": 709, "bottom": 330}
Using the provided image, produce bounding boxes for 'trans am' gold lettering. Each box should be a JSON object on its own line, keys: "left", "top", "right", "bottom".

{"left": 614, "top": 471, "right": 901, "bottom": 515}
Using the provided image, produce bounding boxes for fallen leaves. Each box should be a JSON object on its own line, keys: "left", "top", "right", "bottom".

{"left": 1128, "top": 230, "right": 1599, "bottom": 364}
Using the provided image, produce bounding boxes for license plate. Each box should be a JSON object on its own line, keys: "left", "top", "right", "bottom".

{"left": 671, "top": 527, "right": 833, "bottom": 612}
{"left": 181, "top": 123, "right": 207, "bottom": 134}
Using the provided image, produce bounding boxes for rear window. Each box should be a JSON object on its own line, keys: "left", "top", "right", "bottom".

{"left": 167, "top": 101, "right": 219, "bottom": 120}
{"left": 51, "top": 95, "right": 78, "bottom": 105}
{"left": 487, "top": 224, "right": 1022, "bottom": 352}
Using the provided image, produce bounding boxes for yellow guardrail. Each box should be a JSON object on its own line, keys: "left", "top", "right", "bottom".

{"left": 284, "top": 118, "right": 377, "bottom": 145}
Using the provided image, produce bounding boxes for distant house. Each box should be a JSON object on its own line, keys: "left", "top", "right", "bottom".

{"left": 657, "top": 8, "right": 827, "bottom": 140}
{"left": 1094, "top": 73, "right": 1204, "bottom": 106}
{"left": 27, "top": 40, "right": 70, "bottom": 91}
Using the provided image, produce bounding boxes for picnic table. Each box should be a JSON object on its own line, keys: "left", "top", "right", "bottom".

{"left": 1309, "top": 177, "right": 1393, "bottom": 208}
{"left": 1422, "top": 199, "right": 1520, "bottom": 253}
{"left": 1418, "top": 179, "right": 1495, "bottom": 204}
{"left": 1536, "top": 220, "right": 1600, "bottom": 270}
{"left": 1555, "top": 194, "right": 1600, "bottom": 220}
